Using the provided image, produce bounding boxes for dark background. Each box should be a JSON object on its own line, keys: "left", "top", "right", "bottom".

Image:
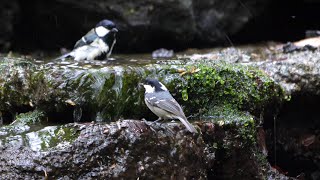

{"left": 1, "top": 0, "right": 320, "bottom": 54}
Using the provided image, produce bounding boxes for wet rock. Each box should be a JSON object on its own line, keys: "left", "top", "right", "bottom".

{"left": 267, "top": 166, "right": 298, "bottom": 180}
{"left": 176, "top": 46, "right": 320, "bottom": 178}
{"left": 0, "top": 54, "right": 288, "bottom": 179}
{"left": 263, "top": 94, "right": 320, "bottom": 179}
{"left": 305, "top": 30, "right": 320, "bottom": 38}
{"left": 184, "top": 45, "right": 320, "bottom": 95}
{"left": 0, "top": 55, "right": 284, "bottom": 122}
{"left": 152, "top": 48, "right": 174, "bottom": 58}
{"left": 204, "top": 107, "right": 269, "bottom": 179}
{"left": 283, "top": 42, "right": 318, "bottom": 53}
{"left": 0, "top": 120, "right": 211, "bottom": 179}
{"left": 250, "top": 50, "right": 320, "bottom": 95}
{"left": 245, "top": 49, "right": 320, "bottom": 179}
{"left": 0, "top": 109, "right": 274, "bottom": 179}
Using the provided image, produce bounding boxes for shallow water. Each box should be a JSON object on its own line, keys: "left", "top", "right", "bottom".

{"left": 2, "top": 42, "right": 281, "bottom": 68}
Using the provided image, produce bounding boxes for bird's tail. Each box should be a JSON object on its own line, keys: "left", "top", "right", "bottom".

{"left": 177, "top": 116, "right": 198, "bottom": 133}
{"left": 52, "top": 52, "right": 72, "bottom": 61}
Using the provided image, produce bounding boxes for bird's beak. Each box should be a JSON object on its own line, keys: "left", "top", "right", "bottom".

{"left": 111, "top": 28, "right": 118, "bottom": 33}
{"left": 138, "top": 82, "right": 144, "bottom": 90}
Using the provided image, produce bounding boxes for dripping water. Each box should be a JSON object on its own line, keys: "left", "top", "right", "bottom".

{"left": 73, "top": 106, "right": 82, "bottom": 122}
{"left": 273, "top": 115, "right": 277, "bottom": 167}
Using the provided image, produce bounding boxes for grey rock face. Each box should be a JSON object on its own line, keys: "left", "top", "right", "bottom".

{"left": 0, "top": 121, "right": 211, "bottom": 179}
{"left": 7, "top": 0, "right": 269, "bottom": 52}
{"left": 251, "top": 51, "right": 320, "bottom": 95}
{"left": 0, "top": 1, "right": 19, "bottom": 51}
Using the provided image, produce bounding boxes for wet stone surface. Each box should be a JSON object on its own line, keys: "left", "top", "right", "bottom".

{"left": 2, "top": 44, "right": 319, "bottom": 179}
{"left": 0, "top": 120, "right": 213, "bottom": 179}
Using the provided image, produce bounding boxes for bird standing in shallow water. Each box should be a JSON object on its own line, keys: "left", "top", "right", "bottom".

{"left": 55, "top": 19, "right": 118, "bottom": 61}
{"left": 140, "top": 78, "right": 198, "bottom": 133}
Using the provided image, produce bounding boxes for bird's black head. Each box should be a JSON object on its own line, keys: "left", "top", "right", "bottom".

{"left": 95, "top": 19, "right": 118, "bottom": 38}
{"left": 96, "top": 19, "right": 117, "bottom": 31}
{"left": 142, "top": 78, "right": 168, "bottom": 93}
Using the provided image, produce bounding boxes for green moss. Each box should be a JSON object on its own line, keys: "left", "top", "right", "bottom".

{"left": 0, "top": 110, "right": 46, "bottom": 139}
{"left": 169, "top": 61, "right": 287, "bottom": 117}
{"left": 50, "top": 66, "right": 147, "bottom": 121}
{"left": 205, "top": 104, "right": 270, "bottom": 178}
{"left": 38, "top": 125, "right": 79, "bottom": 150}
{"left": 102, "top": 70, "right": 144, "bottom": 119}
{"left": 13, "top": 110, "right": 45, "bottom": 126}
{"left": 205, "top": 104, "right": 256, "bottom": 145}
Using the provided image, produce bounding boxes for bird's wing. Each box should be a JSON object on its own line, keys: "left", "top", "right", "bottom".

{"left": 74, "top": 29, "right": 98, "bottom": 49}
{"left": 147, "top": 97, "right": 197, "bottom": 133}
{"left": 147, "top": 97, "right": 186, "bottom": 118}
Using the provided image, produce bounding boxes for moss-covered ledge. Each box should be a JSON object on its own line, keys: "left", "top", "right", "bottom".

{"left": 170, "top": 61, "right": 287, "bottom": 118}
{"left": 0, "top": 57, "right": 286, "bottom": 123}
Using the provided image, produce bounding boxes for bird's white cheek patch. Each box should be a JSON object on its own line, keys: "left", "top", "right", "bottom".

{"left": 159, "top": 82, "right": 168, "bottom": 91}
{"left": 95, "top": 26, "right": 109, "bottom": 37}
{"left": 143, "top": 85, "right": 155, "bottom": 93}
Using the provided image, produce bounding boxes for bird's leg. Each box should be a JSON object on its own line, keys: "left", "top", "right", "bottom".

{"left": 150, "top": 117, "right": 163, "bottom": 126}
{"left": 153, "top": 117, "right": 167, "bottom": 128}
{"left": 141, "top": 118, "right": 148, "bottom": 122}
{"left": 154, "top": 117, "right": 163, "bottom": 123}
{"left": 141, "top": 118, "right": 153, "bottom": 126}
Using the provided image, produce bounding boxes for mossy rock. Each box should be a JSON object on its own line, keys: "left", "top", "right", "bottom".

{"left": 167, "top": 61, "right": 287, "bottom": 118}
{"left": 0, "top": 57, "right": 287, "bottom": 123}
{"left": 0, "top": 56, "right": 288, "bottom": 179}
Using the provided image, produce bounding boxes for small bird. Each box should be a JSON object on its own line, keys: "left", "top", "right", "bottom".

{"left": 55, "top": 19, "right": 118, "bottom": 61}
{"left": 140, "top": 78, "right": 198, "bottom": 133}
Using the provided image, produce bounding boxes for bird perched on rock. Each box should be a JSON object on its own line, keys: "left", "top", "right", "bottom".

{"left": 140, "top": 78, "right": 198, "bottom": 133}
{"left": 55, "top": 19, "right": 118, "bottom": 61}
